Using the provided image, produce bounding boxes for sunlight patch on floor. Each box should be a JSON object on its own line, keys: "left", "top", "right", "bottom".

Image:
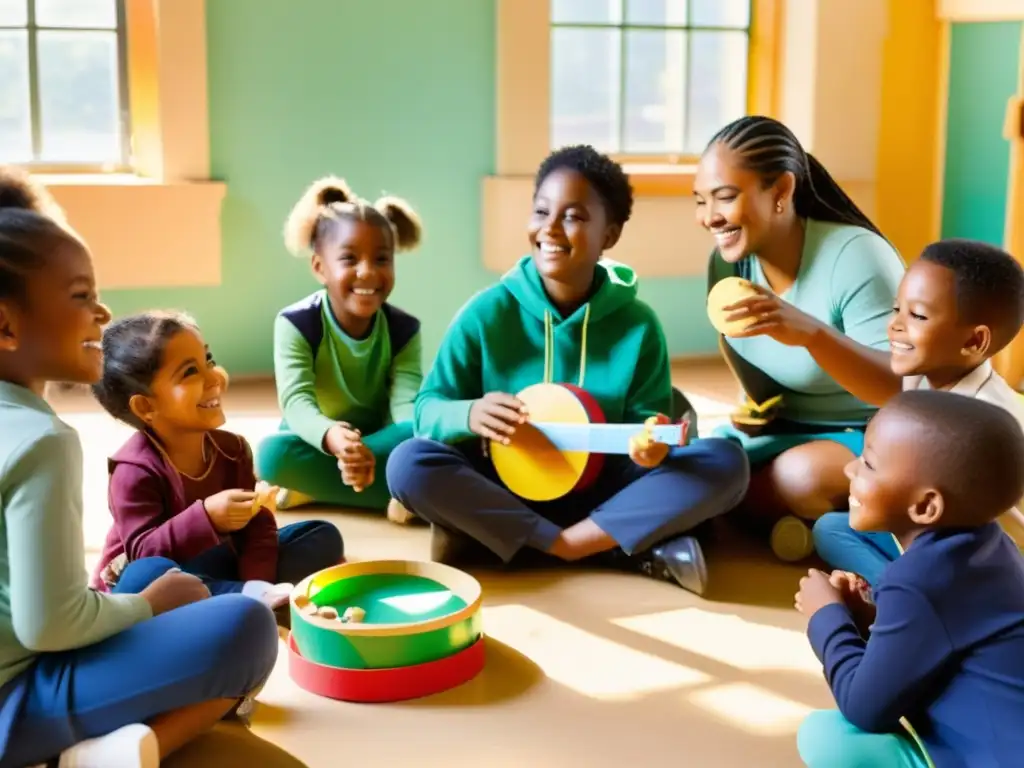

{"left": 483, "top": 604, "right": 712, "bottom": 700}
{"left": 688, "top": 682, "right": 815, "bottom": 737}
{"left": 612, "top": 608, "right": 821, "bottom": 675}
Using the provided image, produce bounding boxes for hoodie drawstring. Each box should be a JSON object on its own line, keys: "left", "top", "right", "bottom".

{"left": 543, "top": 304, "right": 590, "bottom": 388}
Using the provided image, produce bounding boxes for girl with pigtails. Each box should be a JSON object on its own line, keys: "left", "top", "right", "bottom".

{"left": 256, "top": 177, "right": 424, "bottom": 520}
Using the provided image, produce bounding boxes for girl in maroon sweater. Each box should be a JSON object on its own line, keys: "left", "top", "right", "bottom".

{"left": 91, "top": 311, "right": 343, "bottom": 616}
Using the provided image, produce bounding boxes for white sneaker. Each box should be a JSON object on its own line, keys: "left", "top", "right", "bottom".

{"left": 57, "top": 723, "right": 158, "bottom": 768}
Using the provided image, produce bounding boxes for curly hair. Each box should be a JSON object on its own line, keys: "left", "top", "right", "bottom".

{"left": 534, "top": 145, "right": 634, "bottom": 226}
{"left": 92, "top": 311, "right": 200, "bottom": 430}
{"left": 0, "top": 166, "right": 77, "bottom": 304}
{"left": 283, "top": 176, "right": 423, "bottom": 257}
{"left": 920, "top": 239, "right": 1024, "bottom": 352}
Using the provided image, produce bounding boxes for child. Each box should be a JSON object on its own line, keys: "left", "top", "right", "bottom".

{"left": 256, "top": 176, "right": 423, "bottom": 519}
{"left": 386, "top": 145, "right": 750, "bottom": 595}
{"left": 813, "top": 239, "right": 1024, "bottom": 583}
{"left": 795, "top": 390, "right": 1024, "bottom": 768}
{"left": 91, "top": 311, "right": 344, "bottom": 615}
{"left": 0, "top": 167, "right": 278, "bottom": 768}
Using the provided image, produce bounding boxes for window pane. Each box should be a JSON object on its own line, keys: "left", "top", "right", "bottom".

{"left": 0, "top": 0, "right": 27, "bottom": 26}
{"left": 38, "top": 30, "right": 121, "bottom": 163}
{"left": 35, "top": 0, "right": 117, "bottom": 28}
{"left": 686, "top": 31, "right": 748, "bottom": 153}
{"left": 551, "top": 28, "right": 620, "bottom": 152}
{"left": 623, "top": 30, "right": 685, "bottom": 153}
{"left": 0, "top": 30, "right": 30, "bottom": 161}
{"left": 626, "top": 0, "right": 687, "bottom": 26}
{"left": 690, "top": 0, "right": 750, "bottom": 28}
{"left": 552, "top": 0, "right": 621, "bottom": 25}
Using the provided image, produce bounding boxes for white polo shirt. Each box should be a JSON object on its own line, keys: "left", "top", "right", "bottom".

{"left": 904, "top": 361, "right": 1024, "bottom": 547}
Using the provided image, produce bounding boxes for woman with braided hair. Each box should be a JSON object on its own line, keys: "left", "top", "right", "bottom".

{"left": 697, "top": 116, "right": 905, "bottom": 557}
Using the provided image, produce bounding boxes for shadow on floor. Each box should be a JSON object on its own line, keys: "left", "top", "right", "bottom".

{"left": 399, "top": 637, "right": 545, "bottom": 708}
{"left": 163, "top": 723, "right": 309, "bottom": 768}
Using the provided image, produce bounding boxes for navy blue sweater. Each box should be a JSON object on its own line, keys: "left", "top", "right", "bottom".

{"left": 808, "top": 523, "right": 1024, "bottom": 767}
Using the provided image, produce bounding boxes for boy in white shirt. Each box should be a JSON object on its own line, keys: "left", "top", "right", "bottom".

{"left": 813, "top": 239, "right": 1024, "bottom": 582}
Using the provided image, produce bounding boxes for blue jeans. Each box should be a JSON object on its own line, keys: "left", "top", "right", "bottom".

{"left": 812, "top": 512, "right": 901, "bottom": 585}
{"left": 387, "top": 437, "right": 750, "bottom": 562}
{"left": 0, "top": 582, "right": 278, "bottom": 766}
{"left": 116, "top": 520, "right": 343, "bottom": 595}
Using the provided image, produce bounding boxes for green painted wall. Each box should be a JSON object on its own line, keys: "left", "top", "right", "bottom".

{"left": 941, "top": 21, "right": 1022, "bottom": 244}
{"left": 101, "top": 0, "right": 715, "bottom": 376}
{"left": 101, "top": 0, "right": 496, "bottom": 376}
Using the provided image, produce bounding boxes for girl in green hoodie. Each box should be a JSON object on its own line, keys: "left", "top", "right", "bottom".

{"left": 386, "top": 146, "right": 750, "bottom": 595}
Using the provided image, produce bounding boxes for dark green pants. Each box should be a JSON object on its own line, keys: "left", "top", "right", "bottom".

{"left": 256, "top": 422, "right": 412, "bottom": 510}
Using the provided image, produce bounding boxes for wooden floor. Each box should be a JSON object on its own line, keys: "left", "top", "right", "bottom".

{"left": 48, "top": 360, "right": 833, "bottom": 768}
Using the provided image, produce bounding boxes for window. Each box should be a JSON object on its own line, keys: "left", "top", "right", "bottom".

{"left": 0, "top": 0, "right": 129, "bottom": 168}
{"left": 550, "top": 0, "right": 752, "bottom": 158}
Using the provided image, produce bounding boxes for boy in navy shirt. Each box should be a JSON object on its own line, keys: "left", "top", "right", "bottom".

{"left": 796, "top": 390, "right": 1024, "bottom": 768}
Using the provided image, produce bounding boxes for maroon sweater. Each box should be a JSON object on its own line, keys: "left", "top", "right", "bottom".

{"left": 90, "top": 430, "right": 279, "bottom": 590}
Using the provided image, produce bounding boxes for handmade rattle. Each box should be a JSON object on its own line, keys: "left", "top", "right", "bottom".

{"left": 252, "top": 481, "right": 279, "bottom": 516}
{"left": 706, "top": 276, "right": 760, "bottom": 336}
{"left": 489, "top": 382, "right": 688, "bottom": 502}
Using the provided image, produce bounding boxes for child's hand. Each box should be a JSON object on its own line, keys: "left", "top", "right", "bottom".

{"left": 326, "top": 423, "right": 375, "bottom": 492}
{"left": 795, "top": 568, "right": 843, "bottom": 617}
{"left": 204, "top": 489, "right": 258, "bottom": 533}
{"left": 829, "top": 570, "right": 877, "bottom": 635}
{"left": 324, "top": 422, "right": 362, "bottom": 457}
{"left": 629, "top": 415, "right": 673, "bottom": 468}
{"left": 338, "top": 451, "right": 375, "bottom": 493}
{"left": 141, "top": 568, "right": 210, "bottom": 616}
{"left": 469, "top": 392, "right": 528, "bottom": 444}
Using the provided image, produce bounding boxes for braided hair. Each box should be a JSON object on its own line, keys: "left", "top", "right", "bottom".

{"left": 0, "top": 166, "right": 77, "bottom": 304}
{"left": 707, "top": 116, "right": 881, "bottom": 236}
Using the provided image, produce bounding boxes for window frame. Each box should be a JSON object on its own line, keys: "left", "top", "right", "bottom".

{"left": 0, "top": 0, "right": 132, "bottom": 172}
{"left": 494, "top": 0, "right": 779, "bottom": 196}
{"left": 549, "top": 2, "right": 757, "bottom": 163}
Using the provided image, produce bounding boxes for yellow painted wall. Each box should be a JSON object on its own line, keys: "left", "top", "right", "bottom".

{"left": 875, "top": 0, "right": 943, "bottom": 262}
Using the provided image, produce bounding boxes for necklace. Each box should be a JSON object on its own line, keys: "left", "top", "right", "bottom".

{"left": 147, "top": 431, "right": 217, "bottom": 482}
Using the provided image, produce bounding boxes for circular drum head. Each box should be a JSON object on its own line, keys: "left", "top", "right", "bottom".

{"left": 490, "top": 383, "right": 592, "bottom": 501}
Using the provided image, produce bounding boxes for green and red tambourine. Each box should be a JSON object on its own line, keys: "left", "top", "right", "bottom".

{"left": 287, "top": 560, "right": 485, "bottom": 702}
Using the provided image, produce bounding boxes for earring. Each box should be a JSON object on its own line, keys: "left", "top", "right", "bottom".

{"left": 775, "top": 202, "right": 784, "bottom": 214}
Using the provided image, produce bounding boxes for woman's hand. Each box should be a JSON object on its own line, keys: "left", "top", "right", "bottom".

{"left": 724, "top": 284, "right": 824, "bottom": 347}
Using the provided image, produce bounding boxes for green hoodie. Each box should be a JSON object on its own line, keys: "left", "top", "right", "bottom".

{"left": 415, "top": 255, "right": 672, "bottom": 443}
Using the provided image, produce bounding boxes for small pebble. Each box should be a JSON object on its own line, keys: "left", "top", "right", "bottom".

{"left": 342, "top": 606, "right": 366, "bottom": 623}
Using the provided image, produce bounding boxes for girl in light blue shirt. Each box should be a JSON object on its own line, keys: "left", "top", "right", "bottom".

{"left": 0, "top": 168, "right": 278, "bottom": 768}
